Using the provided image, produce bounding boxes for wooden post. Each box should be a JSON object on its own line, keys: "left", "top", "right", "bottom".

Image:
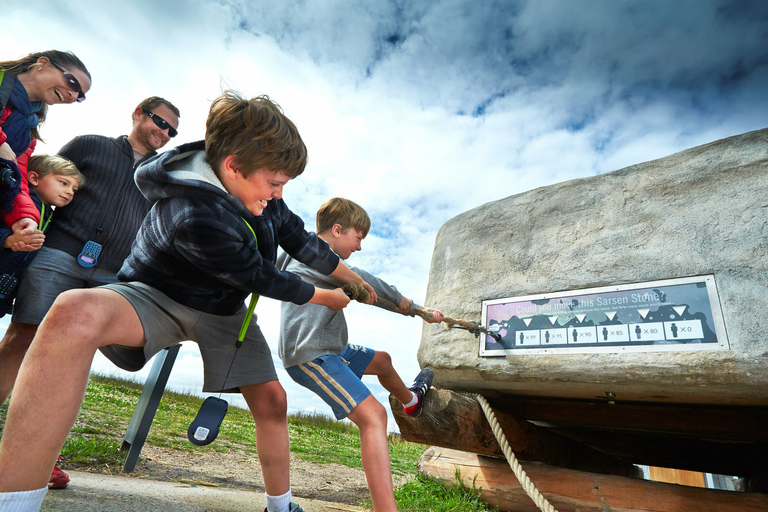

{"left": 419, "top": 446, "right": 768, "bottom": 512}
{"left": 390, "top": 388, "right": 640, "bottom": 478}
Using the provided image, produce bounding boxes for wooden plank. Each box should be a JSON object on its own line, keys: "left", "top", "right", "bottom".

{"left": 490, "top": 396, "right": 768, "bottom": 442}
{"left": 419, "top": 447, "right": 768, "bottom": 512}
{"left": 390, "top": 389, "right": 639, "bottom": 477}
{"left": 648, "top": 467, "right": 706, "bottom": 488}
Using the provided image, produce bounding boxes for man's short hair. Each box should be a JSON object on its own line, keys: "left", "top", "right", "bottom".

{"left": 204, "top": 91, "right": 307, "bottom": 179}
{"left": 133, "top": 96, "right": 180, "bottom": 123}
{"left": 316, "top": 198, "right": 370, "bottom": 237}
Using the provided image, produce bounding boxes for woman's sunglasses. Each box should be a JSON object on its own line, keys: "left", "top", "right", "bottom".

{"left": 141, "top": 109, "right": 178, "bottom": 138}
{"left": 50, "top": 62, "right": 86, "bottom": 103}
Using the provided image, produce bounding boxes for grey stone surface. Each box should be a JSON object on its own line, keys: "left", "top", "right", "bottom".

{"left": 419, "top": 128, "right": 768, "bottom": 405}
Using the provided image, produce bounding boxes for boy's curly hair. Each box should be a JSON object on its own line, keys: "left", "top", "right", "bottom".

{"left": 204, "top": 91, "right": 307, "bottom": 179}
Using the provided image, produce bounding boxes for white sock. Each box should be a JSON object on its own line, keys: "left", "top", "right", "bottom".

{"left": 0, "top": 487, "right": 48, "bottom": 512}
{"left": 265, "top": 489, "right": 292, "bottom": 512}
{"left": 403, "top": 391, "right": 418, "bottom": 408}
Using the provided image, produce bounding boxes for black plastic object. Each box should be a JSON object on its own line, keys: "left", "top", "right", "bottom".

{"left": 0, "top": 274, "right": 18, "bottom": 300}
{"left": 188, "top": 396, "right": 228, "bottom": 446}
{"left": 0, "top": 161, "right": 17, "bottom": 188}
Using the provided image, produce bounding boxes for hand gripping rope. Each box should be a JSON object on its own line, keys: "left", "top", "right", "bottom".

{"left": 341, "top": 284, "right": 502, "bottom": 341}
{"left": 341, "top": 283, "right": 559, "bottom": 512}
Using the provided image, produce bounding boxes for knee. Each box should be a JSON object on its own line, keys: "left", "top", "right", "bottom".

{"left": 376, "top": 352, "right": 398, "bottom": 378}
{"left": 48, "top": 288, "right": 94, "bottom": 316}
{"left": 353, "top": 397, "right": 388, "bottom": 430}
{"left": 377, "top": 351, "right": 392, "bottom": 367}
{"left": 252, "top": 381, "right": 288, "bottom": 419}
{"left": 43, "top": 290, "right": 107, "bottom": 341}
{"left": 0, "top": 322, "right": 38, "bottom": 352}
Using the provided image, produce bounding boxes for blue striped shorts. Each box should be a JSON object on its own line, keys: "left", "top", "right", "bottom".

{"left": 285, "top": 344, "right": 376, "bottom": 420}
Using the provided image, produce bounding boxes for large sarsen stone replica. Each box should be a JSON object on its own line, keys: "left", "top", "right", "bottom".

{"left": 394, "top": 129, "right": 768, "bottom": 507}
{"left": 420, "top": 128, "right": 767, "bottom": 405}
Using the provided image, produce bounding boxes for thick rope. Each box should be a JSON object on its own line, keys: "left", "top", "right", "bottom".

{"left": 341, "top": 283, "right": 497, "bottom": 337}
{"left": 460, "top": 392, "right": 558, "bottom": 512}
{"left": 342, "top": 283, "right": 557, "bottom": 511}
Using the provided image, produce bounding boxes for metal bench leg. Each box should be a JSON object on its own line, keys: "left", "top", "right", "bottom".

{"left": 121, "top": 343, "right": 181, "bottom": 473}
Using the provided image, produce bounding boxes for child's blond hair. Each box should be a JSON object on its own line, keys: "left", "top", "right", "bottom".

{"left": 316, "top": 198, "right": 370, "bottom": 237}
{"left": 28, "top": 155, "right": 85, "bottom": 188}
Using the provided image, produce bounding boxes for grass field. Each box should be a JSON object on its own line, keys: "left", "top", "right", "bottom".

{"left": 0, "top": 373, "right": 496, "bottom": 511}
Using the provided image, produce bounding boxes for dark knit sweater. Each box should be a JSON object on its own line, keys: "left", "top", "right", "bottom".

{"left": 119, "top": 141, "right": 340, "bottom": 316}
{"left": 48, "top": 135, "right": 156, "bottom": 273}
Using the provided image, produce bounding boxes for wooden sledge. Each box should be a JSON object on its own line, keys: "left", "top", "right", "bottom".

{"left": 391, "top": 388, "right": 768, "bottom": 511}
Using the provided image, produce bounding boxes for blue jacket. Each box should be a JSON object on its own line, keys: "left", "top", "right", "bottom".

{"left": 118, "top": 141, "right": 340, "bottom": 316}
{"left": 0, "top": 72, "right": 42, "bottom": 157}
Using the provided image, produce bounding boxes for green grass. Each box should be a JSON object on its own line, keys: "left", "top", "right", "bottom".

{"left": 393, "top": 472, "right": 500, "bottom": 512}
{"left": 0, "top": 373, "right": 497, "bottom": 511}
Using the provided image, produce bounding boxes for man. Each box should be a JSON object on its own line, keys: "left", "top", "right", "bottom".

{"left": 0, "top": 96, "right": 180, "bottom": 487}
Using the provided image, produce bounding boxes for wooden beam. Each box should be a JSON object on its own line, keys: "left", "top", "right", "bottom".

{"left": 390, "top": 389, "right": 639, "bottom": 478}
{"left": 419, "top": 447, "right": 768, "bottom": 512}
{"left": 489, "top": 396, "right": 768, "bottom": 442}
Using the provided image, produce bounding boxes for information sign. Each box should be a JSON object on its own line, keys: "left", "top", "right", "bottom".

{"left": 480, "top": 275, "right": 728, "bottom": 356}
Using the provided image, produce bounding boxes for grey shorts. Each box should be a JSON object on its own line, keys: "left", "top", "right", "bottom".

{"left": 13, "top": 247, "right": 120, "bottom": 325}
{"left": 99, "top": 281, "right": 277, "bottom": 393}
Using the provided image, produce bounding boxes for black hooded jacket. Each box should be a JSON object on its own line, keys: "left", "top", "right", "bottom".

{"left": 118, "top": 141, "right": 339, "bottom": 316}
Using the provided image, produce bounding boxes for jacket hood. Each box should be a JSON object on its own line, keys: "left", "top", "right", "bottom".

{"left": 134, "top": 140, "right": 252, "bottom": 218}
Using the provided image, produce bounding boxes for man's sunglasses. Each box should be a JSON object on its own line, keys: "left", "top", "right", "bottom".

{"left": 142, "top": 109, "right": 178, "bottom": 137}
{"left": 50, "top": 62, "right": 86, "bottom": 103}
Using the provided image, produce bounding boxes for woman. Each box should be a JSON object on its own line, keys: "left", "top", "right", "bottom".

{"left": 0, "top": 50, "right": 91, "bottom": 243}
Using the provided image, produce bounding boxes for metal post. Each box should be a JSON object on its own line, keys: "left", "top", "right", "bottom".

{"left": 121, "top": 343, "right": 181, "bottom": 473}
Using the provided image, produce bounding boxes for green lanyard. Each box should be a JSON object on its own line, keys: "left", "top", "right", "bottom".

{"left": 237, "top": 218, "right": 260, "bottom": 347}
{"left": 39, "top": 204, "right": 51, "bottom": 232}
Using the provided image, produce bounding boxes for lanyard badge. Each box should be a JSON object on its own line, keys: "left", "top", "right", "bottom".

{"left": 77, "top": 240, "right": 102, "bottom": 268}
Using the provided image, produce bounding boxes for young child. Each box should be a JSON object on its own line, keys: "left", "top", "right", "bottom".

{"left": 278, "top": 197, "right": 444, "bottom": 512}
{"left": 0, "top": 154, "right": 83, "bottom": 317}
{"left": 0, "top": 92, "right": 376, "bottom": 512}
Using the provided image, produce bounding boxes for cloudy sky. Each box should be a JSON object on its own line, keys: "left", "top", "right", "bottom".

{"left": 3, "top": 0, "right": 767, "bottom": 431}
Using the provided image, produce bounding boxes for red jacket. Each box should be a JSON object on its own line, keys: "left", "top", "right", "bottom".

{"left": 0, "top": 105, "right": 40, "bottom": 226}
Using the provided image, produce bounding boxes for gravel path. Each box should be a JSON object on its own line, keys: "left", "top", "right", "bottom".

{"left": 41, "top": 470, "right": 369, "bottom": 512}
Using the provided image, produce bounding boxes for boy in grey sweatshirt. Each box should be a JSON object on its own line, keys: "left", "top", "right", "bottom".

{"left": 278, "top": 197, "right": 443, "bottom": 512}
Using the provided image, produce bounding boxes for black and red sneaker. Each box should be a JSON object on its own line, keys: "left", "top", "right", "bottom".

{"left": 403, "top": 367, "right": 434, "bottom": 417}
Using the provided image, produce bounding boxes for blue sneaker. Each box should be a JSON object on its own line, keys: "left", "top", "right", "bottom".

{"left": 404, "top": 367, "right": 434, "bottom": 417}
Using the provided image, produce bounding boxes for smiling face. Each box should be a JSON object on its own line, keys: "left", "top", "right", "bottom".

{"left": 23, "top": 57, "right": 91, "bottom": 105}
{"left": 221, "top": 158, "right": 291, "bottom": 216}
{"left": 29, "top": 172, "right": 79, "bottom": 207}
{"left": 327, "top": 225, "right": 365, "bottom": 260}
{"left": 131, "top": 104, "right": 180, "bottom": 153}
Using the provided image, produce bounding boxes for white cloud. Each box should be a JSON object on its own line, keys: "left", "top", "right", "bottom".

{"left": 2, "top": 0, "right": 766, "bottom": 435}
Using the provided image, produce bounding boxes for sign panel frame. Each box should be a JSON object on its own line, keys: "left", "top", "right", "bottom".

{"left": 480, "top": 275, "right": 729, "bottom": 356}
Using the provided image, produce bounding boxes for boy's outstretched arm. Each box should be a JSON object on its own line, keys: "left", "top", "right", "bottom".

{"left": 397, "top": 295, "right": 445, "bottom": 323}
{"left": 308, "top": 287, "right": 351, "bottom": 311}
{"left": 329, "top": 260, "right": 378, "bottom": 304}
